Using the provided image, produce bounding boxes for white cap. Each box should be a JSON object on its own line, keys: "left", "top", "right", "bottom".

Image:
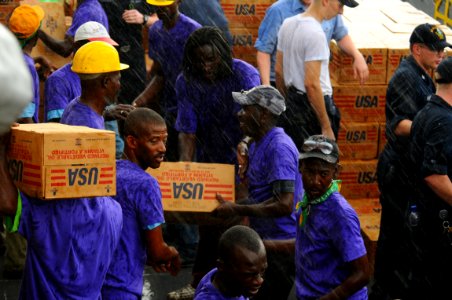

{"left": 74, "top": 21, "right": 118, "bottom": 46}
{"left": 0, "top": 23, "right": 32, "bottom": 134}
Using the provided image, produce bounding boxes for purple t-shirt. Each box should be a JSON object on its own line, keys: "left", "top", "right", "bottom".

{"left": 44, "top": 63, "right": 81, "bottom": 121}
{"left": 148, "top": 14, "right": 201, "bottom": 116}
{"left": 295, "top": 192, "right": 367, "bottom": 300}
{"left": 247, "top": 127, "right": 300, "bottom": 240}
{"left": 18, "top": 193, "right": 122, "bottom": 299}
{"left": 175, "top": 59, "right": 260, "bottom": 163}
{"left": 21, "top": 54, "right": 40, "bottom": 123}
{"left": 61, "top": 98, "right": 105, "bottom": 129}
{"left": 102, "top": 160, "right": 165, "bottom": 298}
{"left": 194, "top": 268, "right": 248, "bottom": 300}
{"left": 66, "top": 0, "right": 109, "bottom": 37}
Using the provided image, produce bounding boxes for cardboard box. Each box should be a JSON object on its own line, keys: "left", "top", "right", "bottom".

{"left": 221, "top": 0, "right": 275, "bottom": 29}
{"left": 348, "top": 198, "right": 381, "bottom": 275}
{"left": 378, "top": 122, "right": 387, "bottom": 156}
{"left": 7, "top": 123, "right": 116, "bottom": 199}
{"left": 23, "top": 0, "right": 71, "bottom": 69}
{"left": 230, "top": 26, "right": 258, "bottom": 61}
{"left": 333, "top": 83, "right": 386, "bottom": 123}
{"left": 329, "top": 40, "right": 388, "bottom": 85}
{"left": 339, "top": 160, "right": 380, "bottom": 199}
{"left": 147, "top": 162, "right": 235, "bottom": 212}
{"left": 337, "top": 122, "right": 379, "bottom": 160}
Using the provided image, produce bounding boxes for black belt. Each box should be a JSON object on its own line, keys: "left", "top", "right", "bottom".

{"left": 287, "top": 86, "right": 306, "bottom": 96}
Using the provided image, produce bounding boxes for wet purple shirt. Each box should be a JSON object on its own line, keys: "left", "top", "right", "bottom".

{"left": 44, "top": 63, "right": 81, "bottom": 121}
{"left": 22, "top": 54, "right": 40, "bottom": 123}
{"left": 194, "top": 268, "right": 248, "bottom": 300}
{"left": 148, "top": 13, "right": 201, "bottom": 115}
{"left": 102, "top": 160, "right": 165, "bottom": 298}
{"left": 18, "top": 193, "right": 122, "bottom": 300}
{"left": 175, "top": 59, "right": 260, "bottom": 163}
{"left": 295, "top": 192, "right": 367, "bottom": 300}
{"left": 61, "top": 98, "right": 105, "bottom": 129}
{"left": 247, "top": 127, "right": 300, "bottom": 240}
{"left": 66, "top": 0, "right": 109, "bottom": 37}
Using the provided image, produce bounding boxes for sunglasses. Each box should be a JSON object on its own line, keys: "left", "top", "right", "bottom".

{"left": 302, "top": 140, "right": 334, "bottom": 155}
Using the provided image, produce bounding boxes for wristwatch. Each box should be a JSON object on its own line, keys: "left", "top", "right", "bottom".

{"left": 143, "top": 14, "right": 149, "bottom": 25}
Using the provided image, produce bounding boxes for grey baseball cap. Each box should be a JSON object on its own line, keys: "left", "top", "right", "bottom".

{"left": 299, "top": 135, "right": 339, "bottom": 164}
{"left": 232, "top": 85, "right": 286, "bottom": 116}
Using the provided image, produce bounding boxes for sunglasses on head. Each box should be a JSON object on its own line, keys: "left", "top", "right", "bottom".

{"left": 302, "top": 140, "right": 334, "bottom": 155}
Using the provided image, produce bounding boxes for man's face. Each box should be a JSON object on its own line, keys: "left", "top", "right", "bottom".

{"left": 193, "top": 44, "right": 221, "bottom": 82}
{"left": 300, "top": 158, "right": 337, "bottom": 200}
{"left": 104, "top": 72, "right": 121, "bottom": 105}
{"left": 325, "top": 0, "right": 344, "bottom": 20}
{"left": 417, "top": 43, "right": 446, "bottom": 71}
{"left": 133, "top": 122, "right": 168, "bottom": 169}
{"left": 237, "top": 105, "right": 263, "bottom": 138}
{"left": 155, "top": 2, "right": 179, "bottom": 26}
{"left": 222, "top": 246, "right": 267, "bottom": 298}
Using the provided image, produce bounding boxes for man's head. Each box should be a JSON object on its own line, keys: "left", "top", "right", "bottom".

{"left": 410, "top": 24, "right": 450, "bottom": 71}
{"left": 299, "top": 135, "right": 339, "bottom": 200}
{"left": 123, "top": 108, "right": 167, "bottom": 170}
{"left": 316, "top": 0, "right": 358, "bottom": 20}
{"left": 8, "top": 4, "right": 44, "bottom": 48}
{"left": 183, "top": 27, "right": 232, "bottom": 82}
{"left": 72, "top": 41, "right": 129, "bottom": 104}
{"left": 217, "top": 225, "right": 267, "bottom": 298}
{"left": 146, "top": 0, "right": 179, "bottom": 26}
{"left": 74, "top": 21, "right": 118, "bottom": 52}
{"left": 435, "top": 57, "right": 452, "bottom": 85}
{"left": 232, "top": 85, "right": 285, "bottom": 138}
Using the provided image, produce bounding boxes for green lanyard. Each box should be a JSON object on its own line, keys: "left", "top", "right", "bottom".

{"left": 296, "top": 180, "right": 340, "bottom": 228}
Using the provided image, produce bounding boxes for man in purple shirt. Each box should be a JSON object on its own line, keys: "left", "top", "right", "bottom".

{"left": 194, "top": 225, "right": 267, "bottom": 300}
{"left": 38, "top": 0, "right": 109, "bottom": 57}
{"left": 133, "top": 0, "right": 201, "bottom": 161}
{"left": 61, "top": 41, "right": 129, "bottom": 129}
{"left": 102, "top": 108, "right": 181, "bottom": 298}
{"left": 8, "top": 4, "right": 46, "bottom": 124}
{"left": 214, "top": 85, "right": 301, "bottom": 300}
{"left": 296, "top": 135, "right": 370, "bottom": 299}
{"left": 45, "top": 21, "right": 118, "bottom": 122}
{"left": 168, "top": 27, "right": 261, "bottom": 300}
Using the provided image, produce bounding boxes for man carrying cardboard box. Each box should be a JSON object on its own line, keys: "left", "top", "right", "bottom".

{"left": 102, "top": 108, "right": 181, "bottom": 298}
{"left": 214, "top": 85, "right": 302, "bottom": 300}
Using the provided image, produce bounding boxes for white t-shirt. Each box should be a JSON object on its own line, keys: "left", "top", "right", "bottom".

{"left": 277, "top": 15, "right": 332, "bottom": 96}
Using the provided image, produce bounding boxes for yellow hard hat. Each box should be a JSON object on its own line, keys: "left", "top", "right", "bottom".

{"left": 71, "top": 41, "right": 129, "bottom": 74}
{"left": 146, "top": 0, "right": 175, "bottom": 6}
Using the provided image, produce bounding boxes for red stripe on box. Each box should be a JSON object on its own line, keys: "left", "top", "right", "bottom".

{"left": 24, "top": 163, "right": 40, "bottom": 170}
{"left": 51, "top": 169, "right": 65, "bottom": 173}
{"left": 161, "top": 189, "right": 171, "bottom": 193}
{"left": 101, "top": 167, "right": 114, "bottom": 172}
{"left": 51, "top": 176, "right": 65, "bottom": 180}
{"left": 51, "top": 182, "right": 66, "bottom": 187}
{"left": 204, "top": 196, "right": 232, "bottom": 200}
{"left": 205, "top": 184, "right": 233, "bottom": 188}
{"left": 23, "top": 179, "right": 41, "bottom": 187}
{"left": 99, "top": 180, "right": 113, "bottom": 184}
{"left": 23, "top": 171, "right": 40, "bottom": 178}
{"left": 100, "top": 174, "right": 113, "bottom": 178}
{"left": 205, "top": 190, "right": 233, "bottom": 194}
{"left": 160, "top": 182, "right": 170, "bottom": 186}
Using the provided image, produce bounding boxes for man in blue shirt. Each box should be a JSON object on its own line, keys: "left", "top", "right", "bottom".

{"left": 215, "top": 85, "right": 301, "bottom": 299}
{"left": 102, "top": 108, "right": 181, "bottom": 298}
{"left": 255, "top": 0, "right": 368, "bottom": 86}
{"left": 406, "top": 57, "right": 452, "bottom": 299}
{"left": 373, "top": 24, "right": 450, "bottom": 299}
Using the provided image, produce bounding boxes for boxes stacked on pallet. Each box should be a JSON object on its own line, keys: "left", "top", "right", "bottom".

{"left": 335, "top": 0, "right": 452, "bottom": 269}
{"left": 221, "top": 0, "right": 277, "bottom": 66}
